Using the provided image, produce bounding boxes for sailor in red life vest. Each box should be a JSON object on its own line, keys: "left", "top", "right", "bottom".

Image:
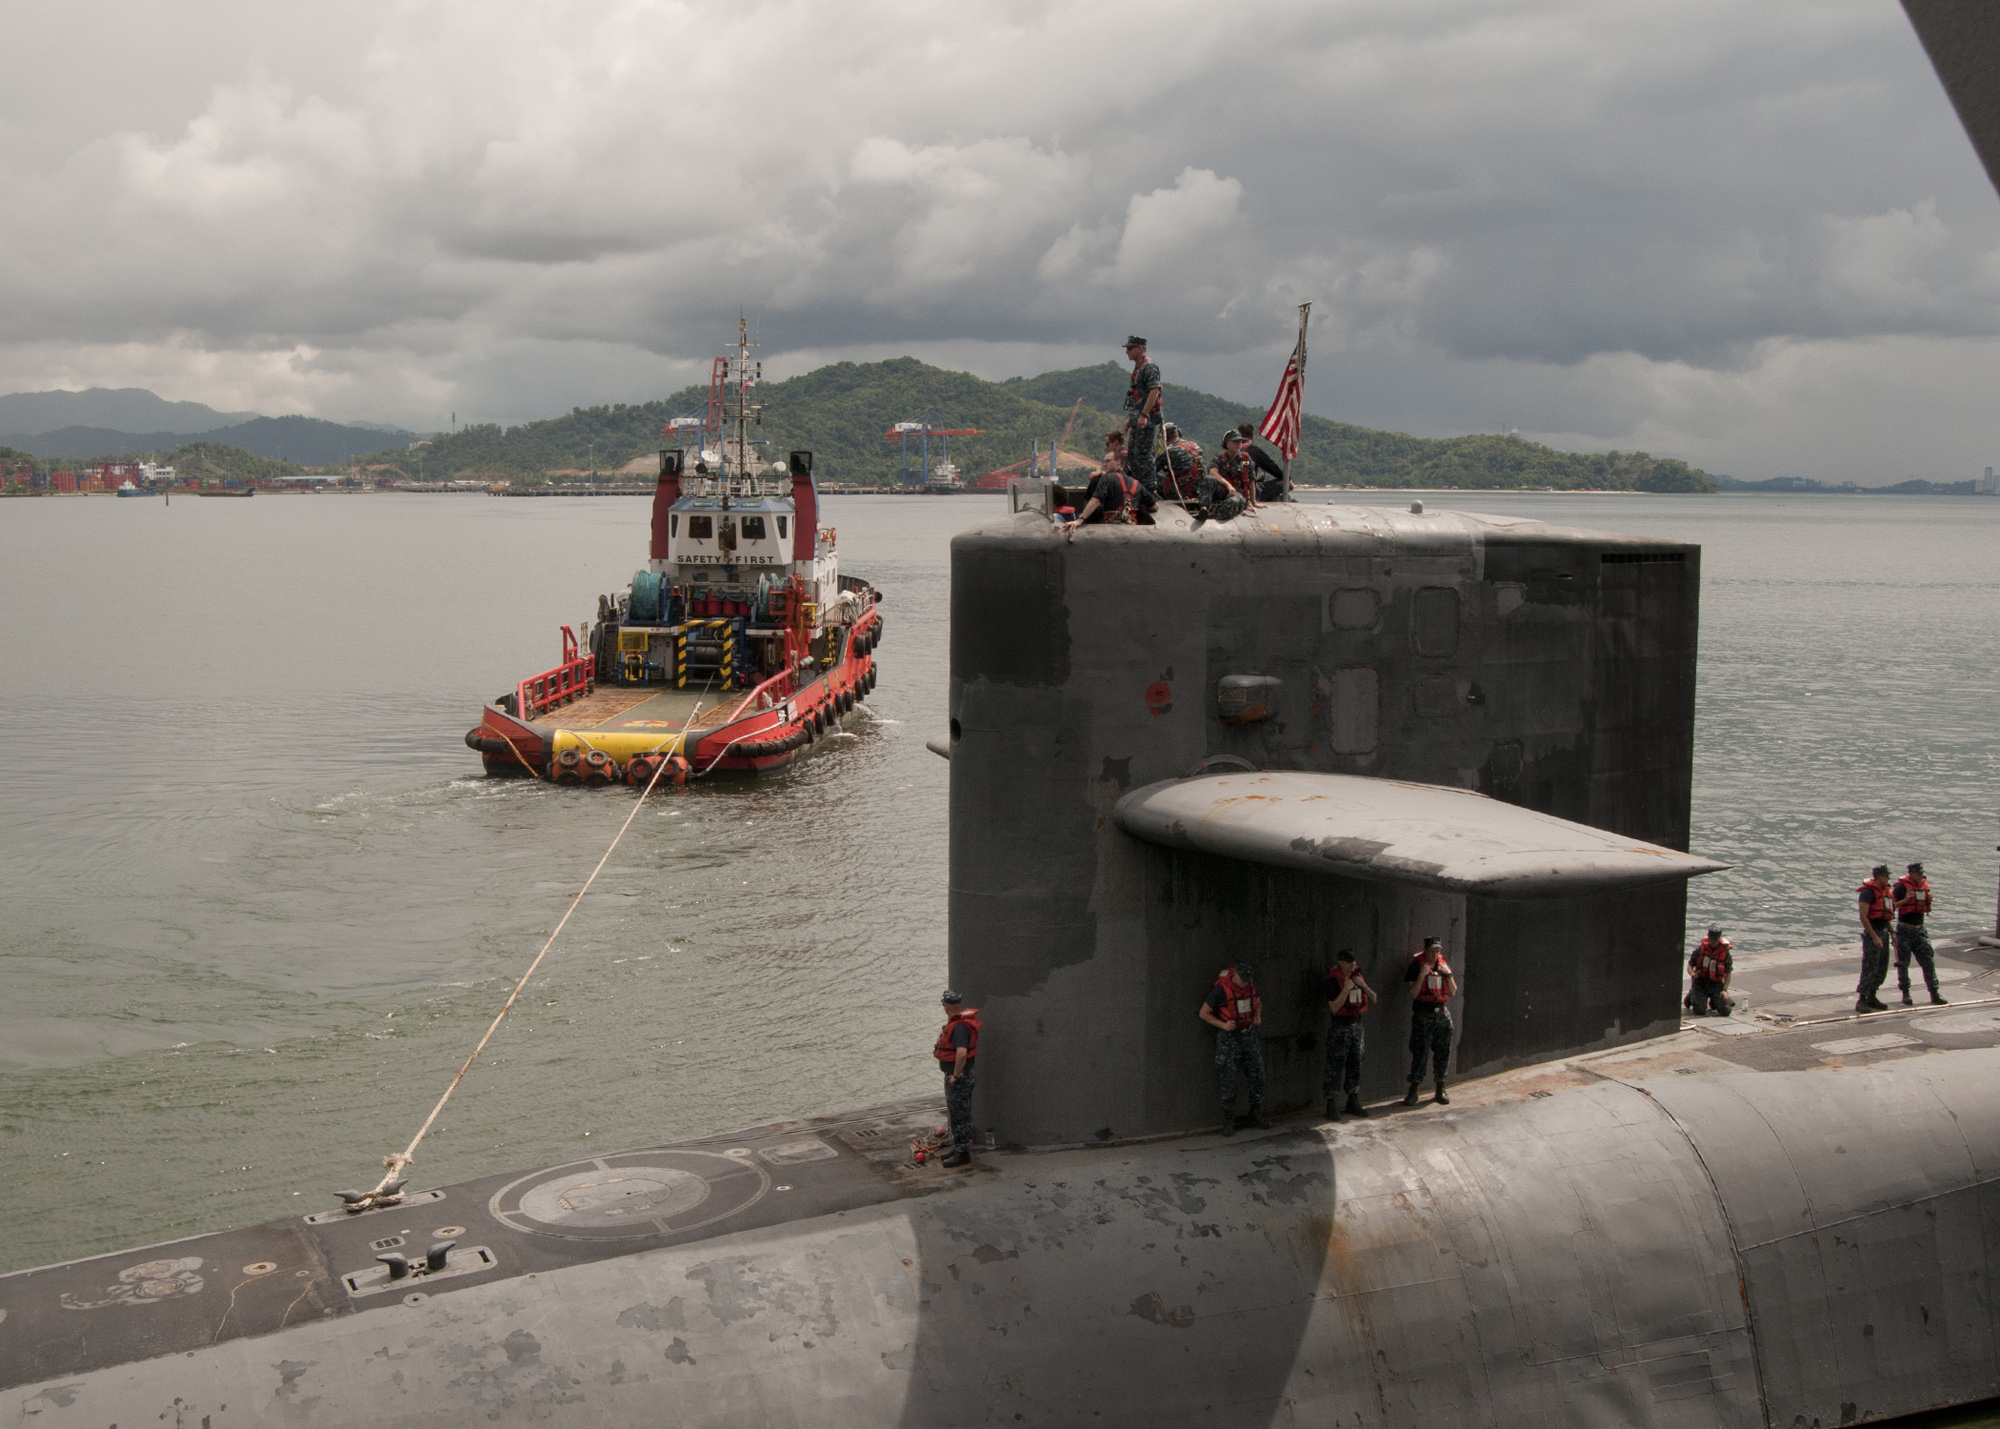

{"left": 1685, "top": 925, "right": 1734, "bottom": 1017}
{"left": 1157, "top": 424, "right": 1204, "bottom": 502}
{"left": 1322, "top": 949, "right": 1373, "bottom": 1122}
{"left": 1856, "top": 865, "right": 1896, "bottom": 1013}
{"left": 934, "top": 991, "right": 981, "bottom": 1167}
{"left": 1402, "top": 937, "right": 1457, "bottom": 1106}
{"left": 1199, "top": 963, "right": 1269, "bottom": 1136}
{"left": 1892, "top": 861, "right": 1945, "bottom": 1006}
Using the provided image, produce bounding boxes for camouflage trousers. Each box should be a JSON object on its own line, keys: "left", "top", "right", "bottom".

{"left": 1215, "top": 1028, "right": 1265, "bottom": 1114}
{"left": 944, "top": 1070, "right": 976, "bottom": 1153}
{"left": 1323, "top": 1020, "right": 1365, "bottom": 1100}
{"left": 1895, "top": 923, "right": 1939, "bottom": 997}
{"left": 1126, "top": 420, "right": 1159, "bottom": 492}
{"left": 1858, "top": 929, "right": 1892, "bottom": 1000}
{"left": 1408, "top": 1004, "right": 1453, "bottom": 1085}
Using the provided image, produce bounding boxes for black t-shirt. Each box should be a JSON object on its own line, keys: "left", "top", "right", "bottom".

{"left": 1245, "top": 443, "right": 1283, "bottom": 479}
{"left": 1860, "top": 884, "right": 1891, "bottom": 925}
{"left": 1086, "top": 470, "right": 1157, "bottom": 521}
{"left": 949, "top": 1021, "right": 974, "bottom": 1055}
{"left": 1087, "top": 470, "right": 1127, "bottom": 511}
{"left": 1892, "top": 879, "right": 1925, "bottom": 924}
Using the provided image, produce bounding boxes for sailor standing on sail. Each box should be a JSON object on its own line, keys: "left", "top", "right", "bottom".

{"left": 1122, "top": 337, "right": 1164, "bottom": 494}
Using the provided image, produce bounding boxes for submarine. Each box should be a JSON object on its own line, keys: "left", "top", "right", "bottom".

{"left": 7, "top": 2, "right": 2000, "bottom": 1422}
{"left": 11, "top": 494, "right": 2000, "bottom": 1428}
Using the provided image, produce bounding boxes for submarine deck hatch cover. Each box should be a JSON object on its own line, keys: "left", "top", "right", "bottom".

{"left": 1111, "top": 770, "right": 1728, "bottom": 898}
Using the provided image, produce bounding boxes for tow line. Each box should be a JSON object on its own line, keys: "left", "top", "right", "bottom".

{"left": 337, "top": 696, "right": 707, "bottom": 1213}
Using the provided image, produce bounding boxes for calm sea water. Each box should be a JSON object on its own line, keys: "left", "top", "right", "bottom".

{"left": 1, "top": 489, "right": 1994, "bottom": 1273}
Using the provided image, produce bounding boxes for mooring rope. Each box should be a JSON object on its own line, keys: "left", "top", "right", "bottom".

{"left": 354, "top": 692, "right": 708, "bottom": 1204}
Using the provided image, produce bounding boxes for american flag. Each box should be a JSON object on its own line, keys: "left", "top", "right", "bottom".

{"left": 1257, "top": 303, "right": 1311, "bottom": 462}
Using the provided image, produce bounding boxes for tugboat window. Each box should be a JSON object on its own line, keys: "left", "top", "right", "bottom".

{"left": 741, "top": 516, "right": 767, "bottom": 541}
{"left": 688, "top": 516, "right": 713, "bottom": 540}
{"left": 670, "top": 514, "right": 679, "bottom": 537}
{"left": 777, "top": 515, "right": 788, "bottom": 540}
{"left": 718, "top": 520, "right": 737, "bottom": 552}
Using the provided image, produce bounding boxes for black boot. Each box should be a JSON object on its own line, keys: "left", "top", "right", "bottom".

{"left": 1403, "top": 1082, "right": 1421, "bottom": 1106}
{"left": 1900, "top": 989, "right": 1914, "bottom": 1007}
{"left": 939, "top": 1147, "right": 970, "bottom": 1168}
{"left": 1221, "top": 1113, "right": 1237, "bottom": 1137}
{"left": 1931, "top": 991, "right": 1949, "bottom": 1005}
{"left": 1248, "top": 1106, "right": 1272, "bottom": 1129}
{"left": 1345, "top": 1094, "right": 1367, "bottom": 1119}
{"left": 1865, "top": 995, "right": 1890, "bottom": 1011}
{"left": 1325, "top": 1098, "right": 1341, "bottom": 1122}
{"left": 1434, "top": 1080, "right": 1450, "bottom": 1106}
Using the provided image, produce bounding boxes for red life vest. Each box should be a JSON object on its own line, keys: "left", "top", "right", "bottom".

{"left": 1690, "top": 937, "right": 1731, "bottom": 982}
{"left": 1894, "top": 877, "right": 1931, "bottom": 921}
{"left": 1213, "top": 972, "right": 1259, "bottom": 1027}
{"left": 1415, "top": 958, "right": 1454, "bottom": 1005}
{"left": 934, "top": 1010, "right": 981, "bottom": 1065}
{"left": 1164, "top": 439, "right": 1203, "bottom": 499}
{"left": 1329, "top": 970, "right": 1371, "bottom": 1018}
{"left": 1857, "top": 881, "right": 1891, "bottom": 925}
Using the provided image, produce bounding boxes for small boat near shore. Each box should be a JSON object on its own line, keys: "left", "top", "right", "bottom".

{"left": 113, "top": 483, "right": 154, "bottom": 498}
{"left": 193, "top": 486, "right": 253, "bottom": 497}
{"left": 465, "top": 323, "right": 882, "bottom": 784}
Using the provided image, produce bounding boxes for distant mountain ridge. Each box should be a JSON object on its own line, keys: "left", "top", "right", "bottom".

{"left": 0, "top": 414, "right": 416, "bottom": 466}
{"left": 0, "top": 387, "right": 259, "bottom": 436}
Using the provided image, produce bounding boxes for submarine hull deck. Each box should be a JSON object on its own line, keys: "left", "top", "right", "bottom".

{"left": 11, "top": 931, "right": 2000, "bottom": 1427}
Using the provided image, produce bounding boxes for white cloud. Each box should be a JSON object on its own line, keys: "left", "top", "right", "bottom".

{"left": 0, "top": 0, "right": 1994, "bottom": 480}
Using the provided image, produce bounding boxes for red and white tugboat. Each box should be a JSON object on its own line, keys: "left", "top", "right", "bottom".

{"left": 465, "top": 324, "right": 883, "bottom": 784}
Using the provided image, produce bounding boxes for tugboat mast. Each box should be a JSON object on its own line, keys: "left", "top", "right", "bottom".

{"left": 724, "top": 315, "right": 761, "bottom": 512}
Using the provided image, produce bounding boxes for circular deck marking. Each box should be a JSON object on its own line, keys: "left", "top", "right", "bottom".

{"left": 1770, "top": 968, "right": 1972, "bottom": 997}
{"left": 520, "top": 1168, "right": 710, "bottom": 1227}
{"left": 489, "top": 1150, "right": 768, "bottom": 1242}
{"left": 1919, "top": 1008, "right": 2000, "bottom": 1036}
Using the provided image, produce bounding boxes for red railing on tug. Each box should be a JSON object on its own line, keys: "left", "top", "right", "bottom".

{"left": 517, "top": 625, "right": 594, "bottom": 720}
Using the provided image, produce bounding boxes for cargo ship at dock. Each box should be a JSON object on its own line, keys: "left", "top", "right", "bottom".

{"left": 465, "top": 324, "right": 883, "bottom": 783}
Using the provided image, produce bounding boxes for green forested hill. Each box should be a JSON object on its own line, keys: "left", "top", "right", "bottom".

{"left": 1005, "top": 364, "right": 1714, "bottom": 492}
{"left": 355, "top": 358, "right": 1713, "bottom": 492}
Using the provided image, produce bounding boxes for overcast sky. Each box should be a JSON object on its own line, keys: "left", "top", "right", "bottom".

{"left": 1, "top": 0, "right": 1995, "bottom": 481}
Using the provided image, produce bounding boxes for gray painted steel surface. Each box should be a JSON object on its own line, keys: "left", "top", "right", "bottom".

{"left": 1905, "top": 0, "right": 2000, "bottom": 197}
{"left": 16, "top": 1051, "right": 1998, "bottom": 1426}
{"left": 1113, "top": 769, "right": 1728, "bottom": 897}
{"left": 949, "top": 504, "right": 1705, "bottom": 1146}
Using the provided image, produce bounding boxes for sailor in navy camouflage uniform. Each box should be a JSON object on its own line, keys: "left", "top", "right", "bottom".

{"left": 1403, "top": 937, "right": 1457, "bottom": 1106}
{"left": 1200, "top": 962, "right": 1270, "bottom": 1135}
{"left": 1122, "top": 337, "right": 1164, "bottom": 493}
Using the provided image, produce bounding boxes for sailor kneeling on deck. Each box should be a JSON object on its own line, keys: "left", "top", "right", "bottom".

{"left": 1686, "top": 925, "right": 1734, "bottom": 1017}
{"left": 935, "top": 991, "right": 981, "bottom": 1167}
{"left": 1404, "top": 938, "right": 1456, "bottom": 1106}
{"left": 1200, "top": 963, "right": 1269, "bottom": 1135}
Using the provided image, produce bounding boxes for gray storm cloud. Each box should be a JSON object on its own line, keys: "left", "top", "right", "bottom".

{"left": 0, "top": 0, "right": 1995, "bottom": 480}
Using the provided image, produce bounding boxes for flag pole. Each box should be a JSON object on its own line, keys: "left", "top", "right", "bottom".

{"left": 1257, "top": 302, "right": 1312, "bottom": 496}
{"left": 1290, "top": 302, "right": 1310, "bottom": 491}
